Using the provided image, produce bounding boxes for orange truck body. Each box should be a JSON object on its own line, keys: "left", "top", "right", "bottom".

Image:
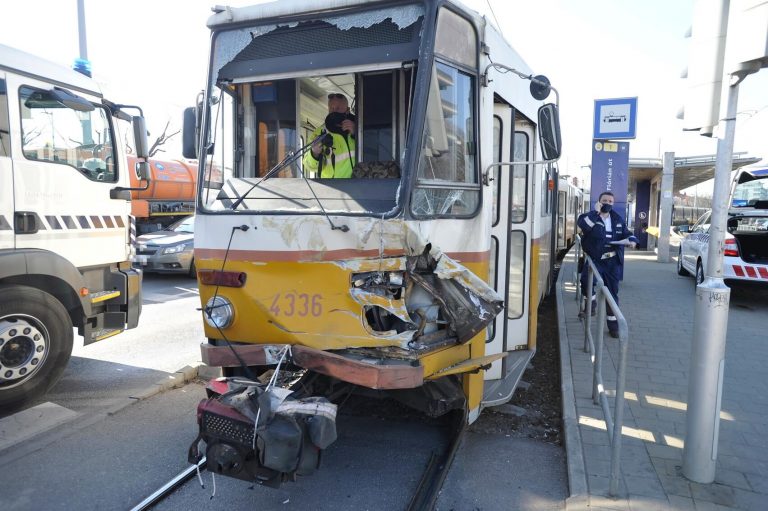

{"left": 127, "top": 156, "right": 197, "bottom": 232}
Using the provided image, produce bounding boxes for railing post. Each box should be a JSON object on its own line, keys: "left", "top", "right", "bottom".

{"left": 574, "top": 237, "right": 582, "bottom": 301}
{"left": 593, "top": 282, "right": 606, "bottom": 405}
{"left": 610, "top": 320, "right": 629, "bottom": 496}
{"left": 577, "top": 252, "right": 629, "bottom": 498}
{"left": 583, "top": 264, "right": 593, "bottom": 353}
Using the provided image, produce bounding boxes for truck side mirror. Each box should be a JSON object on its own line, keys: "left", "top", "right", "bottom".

{"left": 132, "top": 116, "right": 149, "bottom": 159}
{"left": 538, "top": 103, "right": 561, "bottom": 161}
{"left": 135, "top": 160, "right": 151, "bottom": 181}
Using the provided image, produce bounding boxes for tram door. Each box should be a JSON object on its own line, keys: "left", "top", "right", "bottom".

{"left": 485, "top": 103, "right": 532, "bottom": 382}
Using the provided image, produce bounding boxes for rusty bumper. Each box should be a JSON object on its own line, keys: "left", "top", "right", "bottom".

{"left": 200, "top": 343, "right": 424, "bottom": 390}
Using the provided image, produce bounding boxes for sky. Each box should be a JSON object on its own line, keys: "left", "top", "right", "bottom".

{"left": 1, "top": 0, "right": 766, "bottom": 188}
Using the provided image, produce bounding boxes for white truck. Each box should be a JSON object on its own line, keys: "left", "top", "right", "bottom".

{"left": 0, "top": 44, "right": 149, "bottom": 410}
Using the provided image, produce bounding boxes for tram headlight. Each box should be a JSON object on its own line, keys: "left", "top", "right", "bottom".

{"left": 204, "top": 296, "right": 234, "bottom": 329}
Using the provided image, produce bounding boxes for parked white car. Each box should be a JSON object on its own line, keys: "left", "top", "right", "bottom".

{"left": 677, "top": 168, "right": 768, "bottom": 285}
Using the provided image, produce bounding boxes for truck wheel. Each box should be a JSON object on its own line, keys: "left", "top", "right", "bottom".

{"left": 0, "top": 285, "right": 74, "bottom": 411}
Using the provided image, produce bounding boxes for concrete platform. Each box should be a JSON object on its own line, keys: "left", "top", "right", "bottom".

{"left": 558, "top": 249, "right": 768, "bottom": 510}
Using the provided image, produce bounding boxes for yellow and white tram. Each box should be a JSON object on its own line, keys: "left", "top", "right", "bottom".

{"left": 183, "top": 0, "right": 562, "bottom": 482}
{"left": 555, "top": 177, "right": 584, "bottom": 253}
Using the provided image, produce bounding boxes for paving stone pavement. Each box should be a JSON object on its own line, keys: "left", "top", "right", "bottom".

{"left": 558, "top": 249, "right": 768, "bottom": 511}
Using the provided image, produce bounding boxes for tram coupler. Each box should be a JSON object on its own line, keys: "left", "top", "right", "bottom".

{"left": 188, "top": 377, "right": 337, "bottom": 488}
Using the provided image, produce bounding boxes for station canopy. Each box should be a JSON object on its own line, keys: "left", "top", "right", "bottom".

{"left": 626, "top": 153, "right": 761, "bottom": 194}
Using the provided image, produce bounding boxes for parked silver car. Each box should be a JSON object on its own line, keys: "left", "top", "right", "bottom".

{"left": 135, "top": 216, "right": 195, "bottom": 277}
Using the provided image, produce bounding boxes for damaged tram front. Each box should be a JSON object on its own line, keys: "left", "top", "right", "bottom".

{"left": 183, "top": 0, "right": 562, "bottom": 487}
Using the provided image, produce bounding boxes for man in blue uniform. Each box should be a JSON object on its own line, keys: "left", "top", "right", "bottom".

{"left": 578, "top": 191, "right": 638, "bottom": 338}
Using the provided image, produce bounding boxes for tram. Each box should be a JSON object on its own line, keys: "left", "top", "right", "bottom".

{"left": 672, "top": 205, "right": 709, "bottom": 227}
{"left": 555, "top": 178, "right": 584, "bottom": 253}
{"left": 182, "top": 0, "right": 562, "bottom": 486}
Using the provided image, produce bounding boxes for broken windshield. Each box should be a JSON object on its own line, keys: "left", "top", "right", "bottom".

{"left": 200, "top": 4, "right": 425, "bottom": 215}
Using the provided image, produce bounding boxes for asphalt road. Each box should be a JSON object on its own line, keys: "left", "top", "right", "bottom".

{"left": 0, "top": 273, "right": 570, "bottom": 510}
{"left": 0, "top": 380, "right": 567, "bottom": 511}
{"left": 45, "top": 273, "right": 204, "bottom": 415}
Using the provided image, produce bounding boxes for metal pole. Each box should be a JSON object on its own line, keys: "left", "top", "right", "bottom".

{"left": 77, "top": 0, "right": 88, "bottom": 60}
{"left": 657, "top": 152, "right": 675, "bottom": 262}
{"left": 682, "top": 80, "right": 739, "bottom": 484}
{"left": 609, "top": 324, "right": 628, "bottom": 497}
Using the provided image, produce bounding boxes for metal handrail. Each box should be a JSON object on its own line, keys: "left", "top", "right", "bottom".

{"left": 573, "top": 235, "right": 629, "bottom": 497}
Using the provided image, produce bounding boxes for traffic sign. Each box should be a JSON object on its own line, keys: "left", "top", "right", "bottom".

{"left": 593, "top": 97, "right": 638, "bottom": 139}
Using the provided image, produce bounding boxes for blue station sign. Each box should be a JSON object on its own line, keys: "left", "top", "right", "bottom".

{"left": 593, "top": 97, "right": 638, "bottom": 140}
{"left": 591, "top": 141, "right": 630, "bottom": 218}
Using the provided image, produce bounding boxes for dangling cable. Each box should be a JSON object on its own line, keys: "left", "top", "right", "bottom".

{"left": 202, "top": 224, "right": 256, "bottom": 380}
{"left": 251, "top": 344, "right": 291, "bottom": 450}
{"left": 195, "top": 460, "right": 205, "bottom": 489}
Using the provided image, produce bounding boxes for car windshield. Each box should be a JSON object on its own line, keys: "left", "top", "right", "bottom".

{"left": 170, "top": 217, "right": 194, "bottom": 233}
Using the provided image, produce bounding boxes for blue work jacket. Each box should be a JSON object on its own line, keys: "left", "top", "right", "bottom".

{"left": 578, "top": 210, "right": 637, "bottom": 279}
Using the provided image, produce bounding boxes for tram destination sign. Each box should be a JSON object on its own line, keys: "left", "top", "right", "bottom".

{"left": 593, "top": 97, "right": 638, "bottom": 139}
{"left": 591, "top": 140, "right": 630, "bottom": 218}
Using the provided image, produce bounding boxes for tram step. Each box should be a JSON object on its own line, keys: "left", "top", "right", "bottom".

{"left": 481, "top": 350, "right": 534, "bottom": 408}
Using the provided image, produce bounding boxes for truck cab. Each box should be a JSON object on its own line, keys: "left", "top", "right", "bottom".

{"left": 0, "top": 44, "right": 148, "bottom": 410}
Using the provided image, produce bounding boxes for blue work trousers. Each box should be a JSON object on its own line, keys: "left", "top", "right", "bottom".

{"left": 580, "top": 255, "right": 621, "bottom": 333}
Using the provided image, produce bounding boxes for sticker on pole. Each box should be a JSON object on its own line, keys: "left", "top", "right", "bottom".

{"left": 593, "top": 97, "right": 638, "bottom": 139}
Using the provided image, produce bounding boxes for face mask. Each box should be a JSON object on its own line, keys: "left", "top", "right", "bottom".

{"left": 600, "top": 203, "right": 613, "bottom": 213}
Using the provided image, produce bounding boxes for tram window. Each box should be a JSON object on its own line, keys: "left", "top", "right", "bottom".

{"left": 511, "top": 132, "right": 528, "bottom": 223}
{"left": 487, "top": 235, "right": 499, "bottom": 342}
{"left": 208, "top": 88, "right": 235, "bottom": 187}
{"left": 233, "top": 80, "right": 298, "bottom": 178}
{"left": 256, "top": 81, "right": 297, "bottom": 178}
{"left": 434, "top": 7, "right": 477, "bottom": 68}
{"left": 541, "top": 168, "right": 551, "bottom": 217}
{"left": 507, "top": 231, "right": 526, "bottom": 319}
{"left": 361, "top": 73, "right": 395, "bottom": 162}
{"left": 492, "top": 115, "right": 502, "bottom": 226}
{"left": 0, "top": 79, "right": 9, "bottom": 156}
{"left": 411, "top": 61, "right": 478, "bottom": 217}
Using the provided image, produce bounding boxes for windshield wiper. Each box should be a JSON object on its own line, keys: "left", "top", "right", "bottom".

{"left": 229, "top": 132, "right": 349, "bottom": 233}
{"left": 230, "top": 133, "right": 328, "bottom": 210}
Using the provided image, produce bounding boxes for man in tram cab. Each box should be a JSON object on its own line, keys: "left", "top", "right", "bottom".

{"left": 303, "top": 93, "right": 357, "bottom": 178}
{"left": 578, "top": 191, "right": 638, "bottom": 338}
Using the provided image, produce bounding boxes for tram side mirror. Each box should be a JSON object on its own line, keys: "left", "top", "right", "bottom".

{"left": 529, "top": 75, "right": 552, "bottom": 101}
{"left": 132, "top": 116, "right": 149, "bottom": 159}
{"left": 677, "top": 224, "right": 691, "bottom": 235}
{"left": 538, "top": 103, "right": 562, "bottom": 161}
{"left": 182, "top": 106, "right": 197, "bottom": 159}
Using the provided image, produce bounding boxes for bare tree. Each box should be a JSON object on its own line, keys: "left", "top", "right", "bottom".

{"left": 148, "top": 121, "right": 180, "bottom": 158}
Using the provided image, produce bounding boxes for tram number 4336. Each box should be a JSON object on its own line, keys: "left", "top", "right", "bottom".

{"left": 269, "top": 292, "right": 323, "bottom": 317}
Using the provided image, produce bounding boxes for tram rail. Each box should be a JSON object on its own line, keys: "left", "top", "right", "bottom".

{"left": 130, "top": 410, "right": 465, "bottom": 511}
